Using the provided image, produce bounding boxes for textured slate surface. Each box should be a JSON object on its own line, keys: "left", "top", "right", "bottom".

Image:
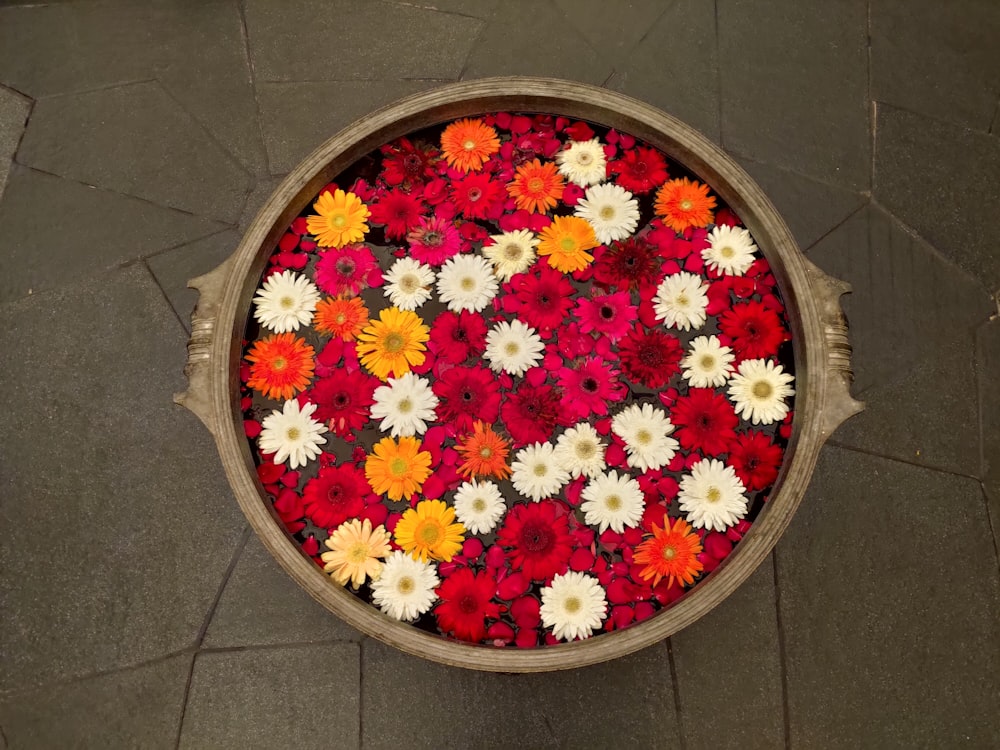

{"left": 978, "top": 317, "right": 1000, "bottom": 553}
{"left": 0, "top": 85, "right": 29, "bottom": 200}
{"left": 552, "top": 0, "right": 670, "bottom": 71}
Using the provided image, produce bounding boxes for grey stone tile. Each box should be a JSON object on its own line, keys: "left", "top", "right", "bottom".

{"left": 203, "top": 535, "right": 361, "bottom": 648}
{"left": 978, "top": 316, "right": 1000, "bottom": 552}
{"left": 179, "top": 644, "right": 360, "bottom": 750}
{"left": 553, "top": 0, "right": 669, "bottom": 71}
{"left": 0, "top": 654, "right": 190, "bottom": 749}
{"left": 0, "top": 85, "right": 29, "bottom": 200}
{"left": 0, "top": 166, "right": 227, "bottom": 304}
{"left": 718, "top": 0, "right": 870, "bottom": 191}
{"left": 874, "top": 103, "right": 1000, "bottom": 291}
{"left": 258, "top": 80, "right": 442, "bottom": 175}
{"left": 17, "top": 81, "right": 251, "bottom": 223}
{"left": 362, "top": 639, "right": 679, "bottom": 749}
{"left": 777, "top": 446, "right": 1000, "bottom": 748}
{"left": 871, "top": 0, "right": 1000, "bottom": 133}
{"left": 671, "top": 562, "right": 784, "bottom": 750}
{"left": 463, "top": 0, "right": 612, "bottom": 84}
{"left": 244, "top": 0, "right": 480, "bottom": 82}
{"left": 239, "top": 174, "right": 284, "bottom": 235}
{"left": 147, "top": 230, "right": 240, "bottom": 334}
{"left": 808, "top": 206, "right": 993, "bottom": 475}
{"left": 390, "top": 0, "right": 499, "bottom": 16}
{"left": 0, "top": 264, "right": 246, "bottom": 692}
{"left": 610, "top": 0, "right": 720, "bottom": 143}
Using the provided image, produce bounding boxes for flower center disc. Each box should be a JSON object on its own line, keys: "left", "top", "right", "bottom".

{"left": 332, "top": 214, "right": 347, "bottom": 227}
{"left": 390, "top": 457, "right": 409, "bottom": 476}
{"left": 348, "top": 543, "right": 369, "bottom": 563}
{"left": 397, "top": 576, "right": 415, "bottom": 594}
{"left": 279, "top": 296, "right": 295, "bottom": 309}
{"left": 599, "top": 205, "right": 615, "bottom": 220}
{"left": 460, "top": 276, "right": 476, "bottom": 291}
{"left": 472, "top": 498, "right": 487, "bottom": 512}
{"left": 286, "top": 427, "right": 300, "bottom": 440}
{"left": 605, "top": 494, "right": 622, "bottom": 511}
{"left": 662, "top": 545, "right": 677, "bottom": 560}
{"left": 527, "top": 177, "right": 545, "bottom": 193}
{"left": 706, "top": 487, "right": 722, "bottom": 503}
{"left": 753, "top": 381, "right": 774, "bottom": 399}
{"left": 418, "top": 521, "right": 441, "bottom": 545}
{"left": 563, "top": 596, "right": 582, "bottom": 614}
{"left": 397, "top": 398, "right": 413, "bottom": 414}
{"left": 635, "top": 429, "right": 652, "bottom": 446}
{"left": 383, "top": 332, "right": 405, "bottom": 353}
{"left": 700, "top": 355, "right": 715, "bottom": 370}
{"left": 532, "top": 463, "right": 548, "bottom": 477}
{"left": 399, "top": 274, "right": 419, "bottom": 293}
{"left": 503, "top": 244, "right": 523, "bottom": 261}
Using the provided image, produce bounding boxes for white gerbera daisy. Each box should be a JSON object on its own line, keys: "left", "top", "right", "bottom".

{"left": 555, "top": 138, "right": 608, "bottom": 187}
{"left": 370, "top": 371, "right": 438, "bottom": 437}
{"left": 510, "top": 442, "right": 570, "bottom": 502}
{"left": 678, "top": 458, "right": 749, "bottom": 532}
{"left": 703, "top": 225, "right": 757, "bottom": 276}
{"left": 610, "top": 403, "right": 679, "bottom": 472}
{"left": 579, "top": 470, "right": 645, "bottom": 533}
{"left": 484, "top": 319, "right": 544, "bottom": 376}
{"left": 681, "top": 335, "right": 736, "bottom": 388}
{"left": 258, "top": 399, "right": 327, "bottom": 470}
{"left": 452, "top": 480, "right": 506, "bottom": 535}
{"left": 482, "top": 229, "right": 538, "bottom": 282}
{"left": 370, "top": 550, "right": 439, "bottom": 621}
{"left": 252, "top": 270, "right": 320, "bottom": 333}
{"left": 436, "top": 254, "right": 498, "bottom": 313}
{"left": 727, "top": 358, "right": 795, "bottom": 425}
{"left": 574, "top": 183, "right": 640, "bottom": 244}
{"left": 383, "top": 257, "right": 435, "bottom": 311}
{"left": 540, "top": 571, "right": 608, "bottom": 641}
{"left": 553, "top": 423, "right": 607, "bottom": 479}
{"left": 653, "top": 271, "right": 709, "bottom": 331}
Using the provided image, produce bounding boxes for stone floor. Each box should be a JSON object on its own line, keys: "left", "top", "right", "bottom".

{"left": 1, "top": 1, "right": 998, "bottom": 748}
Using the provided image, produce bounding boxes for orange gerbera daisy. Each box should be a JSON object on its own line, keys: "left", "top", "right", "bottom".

{"left": 314, "top": 296, "right": 369, "bottom": 340}
{"left": 394, "top": 499, "right": 466, "bottom": 563}
{"left": 245, "top": 332, "right": 315, "bottom": 401}
{"left": 633, "top": 517, "right": 704, "bottom": 588}
{"left": 440, "top": 118, "right": 501, "bottom": 173}
{"left": 507, "top": 159, "right": 565, "bottom": 213}
{"left": 537, "top": 215, "right": 599, "bottom": 273}
{"left": 306, "top": 188, "right": 370, "bottom": 248}
{"left": 364, "top": 436, "right": 433, "bottom": 501}
{"left": 653, "top": 177, "right": 717, "bottom": 232}
{"left": 355, "top": 306, "right": 430, "bottom": 381}
{"left": 455, "top": 421, "right": 512, "bottom": 480}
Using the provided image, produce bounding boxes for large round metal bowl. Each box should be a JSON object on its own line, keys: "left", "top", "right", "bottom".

{"left": 175, "top": 78, "right": 862, "bottom": 672}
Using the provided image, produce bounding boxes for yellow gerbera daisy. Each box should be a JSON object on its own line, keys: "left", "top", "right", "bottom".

{"left": 306, "top": 188, "right": 370, "bottom": 248}
{"left": 394, "top": 499, "right": 466, "bottom": 563}
{"left": 537, "top": 215, "right": 599, "bottom": 273}
{"left": 365, "top": 436, "right": 433, "bottom": 501}
{"left": 321, "top": 518, "right": 392, "bottom": 588}
{"left": 355, "top": 306, "right": 430, "bottom": 381}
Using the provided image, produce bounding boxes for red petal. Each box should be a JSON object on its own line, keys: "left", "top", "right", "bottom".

{"left": 569, "top": 546, "right": 595, "bottom": 572}
{"left": 497, "top": 571, "right": 529, "bottom": 600}
{"left": 244, "top": 420, "right": 262, "bottom": 438}
{"left": 301, "top": 535, "right": 319, "bottom": 556}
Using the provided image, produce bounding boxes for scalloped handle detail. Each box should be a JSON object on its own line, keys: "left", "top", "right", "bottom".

{"left": 802, "top": 258, "right": 865, "bottom": 439}
{"left": 173, "top": 254, "right": 236, "bottom": 435}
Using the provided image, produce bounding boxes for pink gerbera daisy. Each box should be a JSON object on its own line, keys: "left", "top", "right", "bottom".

{"left": 557, "top": 356, "right": 626, "bottom": 420}
{"left": 510, "top": 265, "right": 575, "bottom": 333}
{"left": 427, "top": 310, "right": 488, "bottom": 365}
{"left": 314, "top": 244, "right": 381, "bottom": 297}
{"left": 407, "top": 215, "right": 462, "bottom": 266}
{"left": 368, "top": 189, "right": 424, "bottom": 241}
{"left": 432, "top": 364, "right": 502, "bottom": 432}
{"left": 574, "top": 291, "right": 637, "bottom": 342}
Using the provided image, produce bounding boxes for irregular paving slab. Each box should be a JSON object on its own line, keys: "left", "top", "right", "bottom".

{"left": 874, "top": 103, "right": 1000, "bottom": 292}
{"left": 0, "top": 84, "right": 29, "bottom": 200}
{"left": 178, "top": 644, "right": 360, "bottom": 749}
{"left": 718, "top": 0, "right": 870, "bottom": 191}
{"left": 0, "top": 166, "right": 227, "bottom": 304}
{"left": 777, "top": 446, "right": 1000, "bottom": 747}
{"left": 671, "top": 561, "right": 784, "bottom": 750}
{"left": 203, "top": 535, "right": 362, "bottom": 648}
{"left": 978, "top": 316, "right": 1000, "bottom": 552}
{"left": 871, "top": 0, "right": 1000, "bottom": 133}
{"left": 808, "top": 206, "right": 994, "bottom": 476}
{"left": 244, "top": 0, "right": 481, "bottom": 82}
{"left": 16, "top": 81, "right": 251, "bottom": 223}
{"left": 552, "top": 0, "right": 671, "bottom": 71}
{"left": 0, "top": 264, "right": 246, "bottom": 692}
{"left": 362, "top": 639, "right": 679, "bottom": 749}
{"left": 0, "top": 654, "right": 190, "bottom": 748}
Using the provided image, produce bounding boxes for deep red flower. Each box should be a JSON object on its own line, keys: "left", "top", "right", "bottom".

{"left": 728, "top": 430, "right": 784, "bottom": 491}
{"left": 501, "top": 381, "right": 567, "bottom": 446}
{"left": 302, "top": 463, "right": 367, "bottom": 529}
{"left": 575, "top": 291, "right": 637, "bottom": 342}
{"left": 497, "top": 501, "right": 574, "bottom": 581}
{"left": 609, "top": 146, "right": 668, "bottom": 194}
{"left": 617, "top": 327, "right": 683, "bottom": 389}
{"left": 592, "top": 236, "right": 662, "bottom": 293}
{"left": 510, "top": 265, "right": 575, "bottom": 332}
{"left": 406, "top": 215, "right": 462, "bottom": 266}
{"left": 434, "top": 567, "right": 499, "bottom": 642}
{"left": 557, "top": 356, "right": 626, "bottom": 419}
{"left": 718, "top": 301, "right": 788, "bottom": 360}
{"left": 368, "top": 189, "right": 424, "bottom": 240}
{"left": 450, "top": 171, "right": 505, "bottom": 220}
{"left": 314, "top": 244, "right": 381, "bottom": 297}
{"left": 671, "top": 388, "right": 739, "bottom": 455}
{"left": 381, "top": 137, "right": 438, "bottom": 187}
{"left": 432, "top": 364, "right": 501, "bottom": 432}
{"left": 427, "top": 310, "right": 488, "bottom": 364}
{"left": 306, "top": 370, "right": 377, "bottom": 436}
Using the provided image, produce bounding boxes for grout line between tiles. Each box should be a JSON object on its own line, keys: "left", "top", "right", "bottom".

{"left": 665, "top": 639, "right": 688, "bottom": 750}
{"left": 714, "top": 0, "right": 723, "bottom": 147}
{"left": 197, "top": 638, "right": 361, "bottom": 656}
{"left": 824, "top": 440, "right": 982, "bottom": 481}
{"left": 866, "top": 0, "right": 874, "bottom": 192}
{"left": 140, "top": 227, "right": 235, "bottom": 263}
{"left": 980, "top": 483, "right": 1000, "bottom": 577}
{"left": 456, "top": 9, "right": 491, "bottom": 81}
{"left": 32, "top": 78, "right": 157, "bottom": 101}
{"left": 172, "top": 652, "right": 197, "bottom": 750}
{"left": 379, "top": 0, "right": 490, "bottom": 21}
{"left": 141, "top": 258, "right": 193, "bottom": 334}
{"left": 237, "top": 0, "right": 272, "bottom": 177}
{"left": 771, "top": 552, "right": 792, "bottom": 750}
{"left": 801, "top": 201, "right": 869, "bottom": 254}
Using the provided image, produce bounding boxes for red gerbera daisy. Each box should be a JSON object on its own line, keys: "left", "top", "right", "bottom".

{"left": 314, "top": 244, "right": 381, "bottom": 297}
{"left": 306, "top": 370, "right": 377, "bottom": 436}
{"left": 718, "top": 301, "right": 788, "bottom": 361}
{"left": 592, "top": 236, "right": 662, "bottom": 293}
{"left": 432, "top": 364, "right": 501, "bottom": 432}
{"left": 670, "top": 388, "right": 739, "bottom": 455}
{"left": 575, "top": 291, "right": 637, "bottom": 342}
{"left": 434, "top": 567, "right": 500, "bottom": 642}
{"left": 617, "top": 327, "right": 683, "bottom": 389}
{"left": 450, "top": 171, "right": 506, "bottom": 220}
{"left": 381, "top": 137, "right": 439, "bottom": 187}
{"left": 510, "top": 265, "right": 575, "bottom": 332}
{"left": 367, "top": 189, "right": 424, "bottom": 241}
{"left": 427, "top": 310, "right": 488, "bottom": 364}
{"left": 608, "top": 146, "right": 668, "bottom": 194}
{"left": 406, "top": 215, "right": 462, "bottom": 266}
{"left": 501, "top": 381, "right": 567, "bottom": 447}
{"left": 302, "top": 462, "right": 367, "bottom": 529}
{"left": 728, "top": 430, "right": 784, "bottom": 491}
{"left": 497, "top": 500, "right": 574, "bottom": 581}
{"left": 557, "top": 356, "right": 626, "bottom": 419}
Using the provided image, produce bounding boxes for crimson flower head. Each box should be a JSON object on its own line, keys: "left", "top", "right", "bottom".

{"left": 609, "top": 146, "right": 668, "bottom": 194}
{"left": 575, "top": 291, "right": 637, "bottom": 342}
{"left": 718, "top": 301, "right": 788, "bottom": 361}
{"left": 510, "top": 265, "right": 575, "bottom": 332}
{"left": 306, "top": 370, "right": 377, "bottom": 436}
{"left": 450, "top": 171, "right": 505, "bottom": 220}
{"left": 368, "top": 189, "right": 424, "bottom": 241}
{"left": 592, "top": 236, "right": 662, "bottom": 293}
{"left": 501, "top": 381, "right": 567, "bottom": 447}
{"left": 432, "top": 364, "right": 501, "bottom": 432}
{"left": 556, "top": 356, "right": 626, "bottom": 420}
{"left": 670, "top": 388, "right": 739, "bottom": 455}
{"left": 302, "top": 463, "right": 367, "bottom": 529}
{"left": 427, "top": 310, "right": 488, "bottom": 365}
{"left": 728, "top": 430, "right": 784, "bottom": 491}
{"left": 497, "top": 501, "right": 574, "bottom": 581}
{"left": 617, "top": 327, "right": 683, "bottom": 389}
{"left": 381, "top": 137, "right": 439, "bottom": 187}
{"left": 434, "top": 567, "right": 500, "bottom": 643}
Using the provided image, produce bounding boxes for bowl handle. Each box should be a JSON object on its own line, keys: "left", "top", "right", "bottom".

{"left": 801, "top": 257, "right": 865, "bottom": 439}
{"left": 173, "top": 255, "right": 236, "bottom": 435}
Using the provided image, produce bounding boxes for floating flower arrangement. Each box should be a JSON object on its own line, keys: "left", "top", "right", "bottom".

{"left": 240, "top": 112, "right": 795, "bottom": 647}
